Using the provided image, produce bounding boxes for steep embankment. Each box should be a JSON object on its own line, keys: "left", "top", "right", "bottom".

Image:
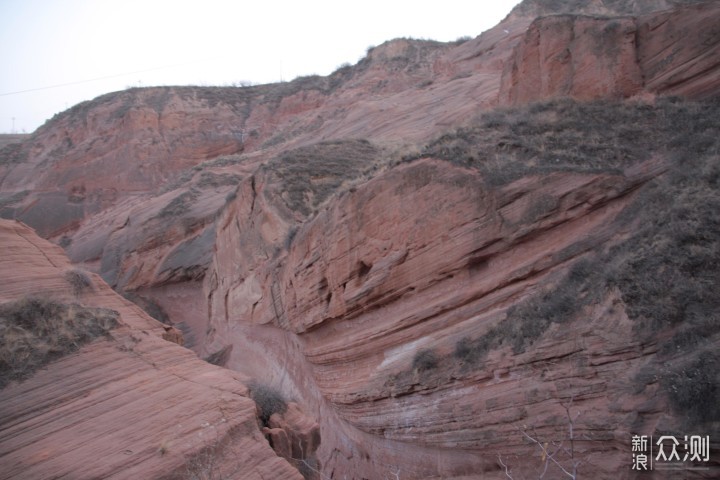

{"left": 0, "top": 28, "right": 519, "bottom": 240}
{"left": 0, "top": 0, "right": 719, "bottom": 479}
{"left": 500, "top": 1, "right": 720, "bottom": 103}
{"left": 0, "top": 24, "right": 531, "bottom": 343}
{"left": 2, "top": 1, "right": 716, "bottom": 304}
{"left": 0, "top": 11, "right": 534, "bottom": 354}
{"left": 0, "top": 219, "right": 305, "bottom": 480}
{"left": 200, "top": 98, "right": 720, "bottom": 478}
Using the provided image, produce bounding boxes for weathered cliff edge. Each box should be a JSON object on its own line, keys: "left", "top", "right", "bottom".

{"left": 500, "top": 1, "right": 720, "bottom": 103}
{"left": 0, "top": 219, "right": 305, "bottom": 479}
{"left": 202, "top": 130, "right": 719, "bottom": 478}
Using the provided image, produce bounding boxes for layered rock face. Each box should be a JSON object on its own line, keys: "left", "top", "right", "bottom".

{"left": 0, "top": 31, "right": 516, "bottom": 240}
{"left": 0, "top": 219, "right": 306, "bottom": 479}
{"left": 197, "top": 88, "right": 720, "bottom": 479}
{"left": 203, "top": 146, "right": 718, "bottom": 477}
{"left": 500, "top": 1, "right": 720, "bottom": 103}
{"left": 1, "top": 0, "right": 719, "bottom": 479}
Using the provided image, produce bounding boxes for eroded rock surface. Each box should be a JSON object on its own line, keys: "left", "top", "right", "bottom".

{"left": 1, "top": 1, "right": 719, "bottom": 479}
{"left": 500, "top": 1, "right": 720, "bottom": 104}
{"left": 0, "top": 219, "right": 303, "bottom": 480}
{"left": 196, "top": 93, "right": 720, "bottom": 478}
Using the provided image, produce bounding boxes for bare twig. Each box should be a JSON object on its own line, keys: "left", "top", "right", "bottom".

{"left": 497, "top": 454, "right": 514, "bottom": 479}
{"left": 290, "top": 436, "right": 332, "bottom": 480}
{"left": 562, "top": 396, "right": 581, "bottom": 478}
{"left": 520, "top": 430, "right": 576, "bottom": 479}
{"left": 499, "top": 397, "right": 581, "bottom": 479}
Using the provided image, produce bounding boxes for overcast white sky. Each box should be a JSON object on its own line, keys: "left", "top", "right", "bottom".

{"left": 0, "top": 0, "right": 522, "bottom": 133}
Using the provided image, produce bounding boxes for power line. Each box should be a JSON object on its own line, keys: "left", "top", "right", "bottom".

{"left": 0, "top": 57, "right": 226, "bottom": 97}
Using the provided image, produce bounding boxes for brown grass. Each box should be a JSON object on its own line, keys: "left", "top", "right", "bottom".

{"left": 436, "top": 97, "right": 720, "bottom": 432}
{"left": 264, "top": 139, "right": 382, "bottom": 216}
{"left": 411, "top": 96, "right": 720, "bottom": 186}
{"left": 0, "top": 296, "right": 118, "bottom": 388}
{"left": 64, "top": 268, "right": 94, "bottom": 296}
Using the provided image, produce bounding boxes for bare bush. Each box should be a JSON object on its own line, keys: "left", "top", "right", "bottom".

{"left": 64, "top": 268, "right": 93, "bottom": 296}
{"left": 499, "top": 399, "right": 581, "bottom": 479}
{"left": 0, "top": 296, "right": 118, "bottom": 387}
{"left": 249, "top": 382, "right": 288, "bottom": 427}
{"left": 412, "top": 348, "right": 439, "bottom": 372}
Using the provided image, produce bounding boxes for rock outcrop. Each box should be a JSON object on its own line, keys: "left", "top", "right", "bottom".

{"left": 1, "top": 1, "right": 719, "bottom": 479}
{"left": 500, "top": 1, "right": 720, "bottom": 103}
{"left": 636, "top": 1, "right": 720, "bottom": 98}
{"left": 0, "top": 219, "right": 304, "bottom": 479}
{"left": 197, "top": 94, "right": 720, "bottom": 478}
{"left": 0, "top": 14, "right": 530, "bottom": 239}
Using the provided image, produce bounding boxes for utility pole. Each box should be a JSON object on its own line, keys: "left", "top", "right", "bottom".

{"left": 12, "top": 117, "right": 15, "bottom": 133}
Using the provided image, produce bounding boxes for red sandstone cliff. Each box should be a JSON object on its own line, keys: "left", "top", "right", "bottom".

{"left": 200, "top": 134, "right": 719, "bottom": 478}
{"left": 499, "top": 1, "right": 720, "bottom": 103}
{"left": 1, "top": 1, "right": 719, "bottom": 479}
{"left": 0, "top": 219, "right": 307, "bottom": 479}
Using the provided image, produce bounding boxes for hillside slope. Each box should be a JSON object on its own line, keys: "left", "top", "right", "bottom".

{"left": 201, "top": 96, "right": 720, "bottom": 478}
{"left": 0, "top": 0, "right": 719, "bottom": 479}
{"left": 0, "top": 219, "right": 305, "bottom": 479}
{"left": 500, "top": 1, "right": 720, "bottom": 103}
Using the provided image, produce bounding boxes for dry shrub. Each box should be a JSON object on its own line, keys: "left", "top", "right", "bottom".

{"left": 412, "top": 348, "right": 439, "bottom": 372}
{"left": 265, "top": 139, "right": 381, "bottom": 216}
{"left": 248, "top": 382, "right": 288, "bottom": 427}
{"left": 0, "top": 296, "right": 118, "bottom": 387}
{"left": 65, "top": 268, "right": 93, "bottom": 296}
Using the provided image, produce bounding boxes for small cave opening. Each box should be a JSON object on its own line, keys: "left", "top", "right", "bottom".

{"left": 319, "top": 277, "right": 333, "bottom": 306}
{"left": 357, "top": 260, "right": 372, "bottom": 278}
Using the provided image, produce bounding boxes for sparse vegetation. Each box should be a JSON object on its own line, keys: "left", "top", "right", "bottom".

{"left": 0, "top": 190, "right": 29, "bottom": 210}
{"left": 499, "top": 398, "right": 581, "bottom": 479}
{"left": 514, "top": 0, "right": 709, "bottom": 17}
{"left": 454, "top": 330, "right": 501, "bottom": 365}
{"left": 183, "top": 443, "right": 224, "bottom": 480}
{"left": 159, "top": 170, "right": 196, "bottom": 194}
{"left": 412, "top": 348, "right": 439, "bottom": 372}
{"left": 65, "top": 268, "right": 93, "bottom": 296}
{"left": 0, "top": 296, "right": 118, "bottom": 388}
{"left": 265, "top": 139, "right": 382, "bottom": 216}
{"left": 158, "top": 439, "right": 170, "bottom": 456}
{"left": 146, "top": 87, "right": 172, "bottom": 113}
{"left": 455, "top": 256, "right": 599, "bottom": 366}
{"left": 249, "top": 383, "right": 288, "bottom": 427}
{"left": 662, "top": 351, "right": 720, "bottom": 429}
{"left": 181, "top": 426, "right": 236, "bottom": 480}
{"left": 450, "top": 71, "right": 473, "bottom": 81}
{"left": 285, "top": 225, "right": 299, "bottom": 249}
{"left": 122, "top": 292, "right": 170, "bottom": 324}
{"left": 196, "top": 172, "right": 241, "bottom": 189}
{"left": 224, "top": 189, "right": 237, "bottom": 204}
{"left": 157, "top": 189, "right": 199, "bottom": 218}
{"left": 440, "top": 97, "right": 719, "bottom": 423}
{"left": 203, "top": 345, "right": 233, "bottom": 367}
{"left": 410, "top": 97, "right": 720, "bottom": 186}
{"left": 608, "top": 178, "right": 720, "bottom": 336}
{"left": 58, "top": 235, "right": 72, "bottom": 248}
{"left": 0, "top": 141, "right": 28, "bottom": 166}
{"left": 193, "top": 154, "right": 245, "bottom": 170}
